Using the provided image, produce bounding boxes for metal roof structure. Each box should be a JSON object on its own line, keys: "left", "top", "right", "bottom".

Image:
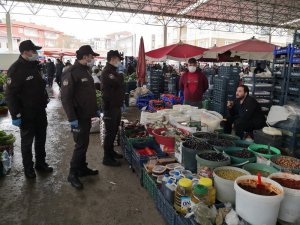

{"left": 0, "top": 0, "right": 299, "bottom": 35}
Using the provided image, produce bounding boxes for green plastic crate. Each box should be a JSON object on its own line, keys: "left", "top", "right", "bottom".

{"left": 142, "top": 169, "right": 158, "bottom": 203}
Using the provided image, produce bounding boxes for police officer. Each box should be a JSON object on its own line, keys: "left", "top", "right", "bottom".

{"left": 61, "top": 45, "right": 99, "bottom": 190}
{"left": 101, "top": 50, "right": 125, "bottom": 167}
{"left": 6, "top": 40, "right": 52, "bottom": 179}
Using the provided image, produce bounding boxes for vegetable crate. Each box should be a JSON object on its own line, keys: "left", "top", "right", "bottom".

{"left": 156, "top": 190, "right": 177, "bottom": 225}
{"left": 142, "top": 169, "right": 158, "bottom": 203}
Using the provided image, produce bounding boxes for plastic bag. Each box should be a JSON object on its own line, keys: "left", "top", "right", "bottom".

{"left": 267, "top": 106, "right": 291, "bottom": 126}
{"left": 225, "top": 209, "right": 240, "bottom": 225}
{"left": 191, "top": 203, "right": 216, "bottom": 225}
{"left": 199, "top": 109, "right": 223, "bottom": 132}
{"left": 90, "top": 117, "right": 100, "bottom": 133}
{"left": 1, "top": 150, "right": 11, "bottom": 175}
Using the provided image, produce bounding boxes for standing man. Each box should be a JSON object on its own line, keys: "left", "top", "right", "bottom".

{"left": 55, "top": 58, "right": 64, "bottom": 87}
{"left": 224, "top": 85, "right": 266, "bottom": 139}
{"left": 61, "top": 45, "right": 99, "bottom": 190}
{"left": 101, "top": 50, "right": 125, "bottom": 167}
{"left": 46, "top": 59, "right": 55, "bottom": 87}
{"left": 180, "top": 58, "right": 208, "bottom": 108}
{"left": 6, "top": 40, "right": 52, "bottom": 178}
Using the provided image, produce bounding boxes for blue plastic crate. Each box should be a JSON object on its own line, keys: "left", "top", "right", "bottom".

{"left": 213, "top": 90, "right": 227, "bottom": 103}
{"left": 156, "top": 190, "right": 176, "bottom": 225}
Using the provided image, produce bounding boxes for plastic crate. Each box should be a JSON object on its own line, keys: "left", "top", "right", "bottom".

{"left": 142, "top": 169, "right": 158, "bottom": 202}
{"left": 156, "top": 190, "right": 177, "bottom": 225}
{"left": 212, "top": 102, "right": 226, "bottom": 115}
{"left": 213, "top": 77, "right": 228, "bottom": 91}
{"left": 253, "top": 129, "right": 283, "bottom": 148}
{"left": 213, "top": 89, "right": 227, "bottom": 103}
{"left": 176, "top": 216, "right": 196, "bottom": 225}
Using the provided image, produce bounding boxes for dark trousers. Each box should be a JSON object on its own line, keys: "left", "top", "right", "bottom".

{"left": 20, "top": 109, "right": 47, "bottom": 169}
{"left": 103, "top": 107, "right": 121, "bottom": 161}
{"left": 70, "top": 119, "right": 91, "bottom": 173}
{"left": 224, "top": 115, "right": 265, "bottom": 139}
{"left": 48, "top": 76, "right": 54, "bottom": 87}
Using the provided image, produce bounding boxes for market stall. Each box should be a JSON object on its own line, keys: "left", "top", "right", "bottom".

{"left": 119, "top": 103, "right": 300, "bottom": 225}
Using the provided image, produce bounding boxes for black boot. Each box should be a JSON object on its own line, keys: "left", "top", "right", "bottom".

{"left": 35, "top": 162, "right": 53, "bottom": 173}
{"left": 24, "top": 167, "right": 36, "bottom": 179}
{"left": 78, "top": 167, "right": 99, "bottom": 177}
{"left": 103, "top": 158, "right": 121, "bottom": 167}
{"left": 68, "top": 173, "right": 83, "bottom": 190}
{"left": 112, "top": 151, "right": 123, "bottom": 159}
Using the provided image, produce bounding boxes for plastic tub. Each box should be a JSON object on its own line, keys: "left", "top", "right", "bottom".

{"left": 192, "top": 132, "right": 217, "bottom": 141}
{"left": 234, "top": 175, "right": 284, "bottom": 225}
{"left": 223, "top": 147, "right": 256, "bottom": 164}
{"left": 208, "top": 139, "right": 236, "bottom": 152}
{"left": 195, "top": 150, "right": 230, "bottom": 172}
{"left": 269, "top": 173, "right": 300, "bottom": 223}
{"left": 248, "top": 144, "right": 281, "bottom": 159}
{"left": 270, "top": 155, "right": 300, "bottom": 174}
{"left": 213, "top": 166, "right": 250, "bottom": 204}
{"left": 243, "top": 163, "right": 278, "bottom": 177}
{"left": 234, "top": 140, "right": 253, "bottom": 148}
{"left": 218, "top": 133, "right": 241, "bottom": 141}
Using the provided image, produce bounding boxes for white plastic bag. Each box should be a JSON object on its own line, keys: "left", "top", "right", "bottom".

{"left": 267, "top": 106, "right": 291, "bottom": 126}
{"left": 1, "top": 150, "right": 11, "bottom": 174}
{"left": 90, "top": 117, "right": 100, "bottom": 133}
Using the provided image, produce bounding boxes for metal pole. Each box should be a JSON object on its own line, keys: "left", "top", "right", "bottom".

{"left": 163, "top": 25, "right": 167, "bottom": 46}
{"left": 6, "top": 12, "right": 13, "bottom": 52}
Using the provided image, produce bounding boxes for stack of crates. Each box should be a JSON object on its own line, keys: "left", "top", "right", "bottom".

{"left": 147, "top": 69, "right": 163, "bottom": 99}
{"left": 212, "top": 76, "right": 228, "bottom": 115}
{"left": 136, "top": 93, "right": 155, "bottom": 109}
{"left": 225, "top": 75, "right": 240, "bottom": 101}
{"left": 218, "top": 65, "right": 241, "bottom": 76}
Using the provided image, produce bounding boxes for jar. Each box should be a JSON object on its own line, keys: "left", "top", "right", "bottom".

{"left": 199, "top": 177, "right": 216, "bottom": 206}
{"left": 174, "top": 178, "right": 193, "bottom": 214}
{"left": 191, "top": 184, "right": 208, "bottom": 206}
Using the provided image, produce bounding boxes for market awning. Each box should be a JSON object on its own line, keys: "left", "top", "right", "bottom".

{"left": 203, "top": 38, "right": 276, "bottom": 61}
{"left": 145, "top": 42, "right": 207, "bottom": 61}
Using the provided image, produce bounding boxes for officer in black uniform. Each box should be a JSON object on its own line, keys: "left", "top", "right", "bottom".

{"left": 101, "top": 50, "right": 125, "bottom": 167}
{"left": 61, "top": 45, "right": 99, "bottom": 190}
{"left": 6, "top": 40, "right": 53, "bottom": 178}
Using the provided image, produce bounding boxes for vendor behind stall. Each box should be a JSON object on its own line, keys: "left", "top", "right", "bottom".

{"left": 254, "top": 62, "right": 265, "bottom": 74}
{"left": 224, "top": 85, "right": 266, "bottom": 139}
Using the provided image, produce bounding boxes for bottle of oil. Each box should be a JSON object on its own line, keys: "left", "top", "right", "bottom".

{"left": 198, "top": 177, "right": 216, "bottom": 206}
{"left": 174, "top": 178, "right": 193, "bottom": 214}
{"left": 191, "top": 184, "right": 208, "bottom": 207}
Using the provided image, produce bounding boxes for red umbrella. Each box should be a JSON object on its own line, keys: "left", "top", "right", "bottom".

{"left": 145, "top": 41, "right": 207, "bottom": 61}
{"left": 137, "top": 36, "right": 146, "bottom": 86}
{"left": 203, "top": 37, "right": 276, "bottom": 60}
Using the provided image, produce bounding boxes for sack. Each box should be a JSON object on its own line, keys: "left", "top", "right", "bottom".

{"left": 267, "top": 106, "right": 291, "bottom": 126}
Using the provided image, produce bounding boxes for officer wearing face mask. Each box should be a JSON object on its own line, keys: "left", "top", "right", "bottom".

{"left": 6, "top": 40, "right": 52, "bottom": 179}
{"left": 61, "top": 45, "right": 100, "bottom": 190}
{"left": 100, "top": 50, "right": 125, "bottom": 167}
{"left": 180, "top": 58, "right": 208, "bottom": 108}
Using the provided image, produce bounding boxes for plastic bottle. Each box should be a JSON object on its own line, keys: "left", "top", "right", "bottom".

{"left": 174, "top": 171, "right": 181, "bottom": 181}
{"left": 174, "top": 178, "right": 193, "bottom": 214}
{"left": 191, "top": 184, "right": 208, "bottom": 207}
{"left": 165, "top": 179, "right": 176, "bottom": 204}
{"left": 198, "top": 177, "right": 216, "bottom": 206}
{"left": 161, "top": 173, "right": 169, "bottom": 195}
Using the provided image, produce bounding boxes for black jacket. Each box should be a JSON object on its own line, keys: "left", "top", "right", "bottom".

{"left": 46, "top": 62, "right": 55, "bottom": 77}
{"left": 229, "top": 95, "right": 265, "bottom": 123}
{"left": 100, "top": 63, "right": 125, "bottom": 110}
{"left": 55, "top": 62, "right": 64, "bottom": 79}
{"left": 61, "top": 61, "right": 97, "bottom": 122}
{"left": 6, "top": 56, "right": 49, "bottom": 120}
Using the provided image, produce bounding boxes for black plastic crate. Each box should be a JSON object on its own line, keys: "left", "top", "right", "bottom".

{"left": 213, "top": 90, "right": 227, "bottom": 103}
{"left": 156, "top": 190, "right": 176, "bottom": 225}
{"left": 253, "top": 129, "right": 283, "bottom": 148}
{"left": 212, "top": 102, "right": 226, "bottom": 115}
{"left": 214, "top": 77, "right": 228, "bottom": 91}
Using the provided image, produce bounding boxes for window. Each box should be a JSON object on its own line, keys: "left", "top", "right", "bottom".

{"left": 44, "top": 31, "right": 58, "bottom": 39}
{"left": 18, "top": 28, "right": 23, "bottom": 33}
{"left": 24, "top": 28, "right": 38, "bottom": 37}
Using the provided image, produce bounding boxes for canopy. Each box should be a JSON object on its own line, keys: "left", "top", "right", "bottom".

{"left": 203, "top": 38, "right": 276, "bottom": 61}
{"left": 137, "top": 37, "right": 146, "bottom": 86}
{"left": 42, "top": 48, "right": 77, "bottom": 57}
{"left": 145, "top": 42, "right": 207, "bottom": 61}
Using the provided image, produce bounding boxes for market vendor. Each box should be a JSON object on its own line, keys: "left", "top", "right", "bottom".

{"left": 254, "top": 63, "right": 265, "bottom": 74}
{"left": 179, "top": 58, "right": 208, "bottom": 108}
{"left": 224, "top": 85, "right": 266, "bottom": 139}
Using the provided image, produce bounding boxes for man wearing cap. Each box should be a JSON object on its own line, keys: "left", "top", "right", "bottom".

{"left": 61, "top": 45, "right": 99, "bottom": 190}
{"left": 6, "top": 40, "right": 52, "bottom": 178}
{"left": 101, "top": 50, "right": 125, "bottom": 167}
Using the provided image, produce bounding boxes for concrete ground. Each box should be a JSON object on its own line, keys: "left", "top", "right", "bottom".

{"left": 0, "top": 85, "right": 165, "bottom": 225}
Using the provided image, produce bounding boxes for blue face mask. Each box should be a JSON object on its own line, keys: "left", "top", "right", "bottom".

{"left": 28, "top": 53, "right": 39, "bottom": 61}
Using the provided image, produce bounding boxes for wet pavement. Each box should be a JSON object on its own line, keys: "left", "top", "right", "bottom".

{"left": 0, "top": 85, "right": 165, "bottom": 225}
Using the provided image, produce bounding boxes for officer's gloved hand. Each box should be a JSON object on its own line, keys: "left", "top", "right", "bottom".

{"left": 70, "top": 120, "right": 79, "bottom": 129}
{"left": 121, "top": 103, "right": 127, "bottom": 113}
{"left": 12, "top": 118, "right": 21, "bottom": 127}
{"left": 96, "top": 110, "right": 101, "bottom": 117}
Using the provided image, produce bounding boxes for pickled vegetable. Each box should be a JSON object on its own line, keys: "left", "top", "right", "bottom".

{"left": 215, "top": 169, "right": 246, "bottom": 181}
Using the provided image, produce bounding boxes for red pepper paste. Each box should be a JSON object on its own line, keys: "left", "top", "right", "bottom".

{"left": 271, "top": 178, "right": 300, "bottom": 190}
{"left": 239, "top": 184, "right": 278, "bottom": 196}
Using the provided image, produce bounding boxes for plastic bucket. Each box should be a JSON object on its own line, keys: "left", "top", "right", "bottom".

{"left": 192, "top": 132, "right": 217, "bottom": 141}
{"left": 269, "top": 173, "right": 300, "bottom": 223}
{"left": 243, "top": 163, "right": 278, "bottom": 177}
{"left": 218, "top": 133, "right": 241, "bottom": 141}
{"left": 234, "top": 175, "right": 284, "bottom": 225}
{"left": 223, "top": 147, "right": 256, "bottom": 164}
{"left": 248, "top": 144, "right": 281, "bottom": 159}
{"left": 213, "top": 166, "right": 250, "bottom": 205}
{"left": 195, "top": 151, "right": 230, "bottom": 173}
{"left": 234, "top": 140, "right": 253, "bottom": 148}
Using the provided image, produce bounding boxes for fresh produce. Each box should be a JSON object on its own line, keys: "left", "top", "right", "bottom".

{"left": 271, "top": 156, "right": 300, "bottom": 169}
{"left": 193, "top": 132, "right": 217, "bottom": 140}
{"left": 182, "top": 137, "right": 212, "bottom": 151}
{"left": 136, "top": 147, "right": 156, "bottom": 156}
{"left": 198, "top": 152, "right": 229, "bottom": 162}
{"left": 0, "top": 93, "right": 5, "bottom": 101}
{"left": 215, "top": 169, "right": 246, "bottom": 181}
{"left": 160, "top": 127, "right": 187, "bottom": 140}
{"left": 0, "top": 130, "right": 16, "bottom": 145}
{"left": 230, "top": 149, "right": 255, "bottom": 158}
{"left": 207, "top": 139, "right": 234, "bottom": 148}
{"left": 95, "top": 90, "right": 102, "bottom": 108}
{"left": 271, "top": 178, "right": 300, "bottom": 190}
{"left": 0, "top": 73, "right": 7, "bottom": 85}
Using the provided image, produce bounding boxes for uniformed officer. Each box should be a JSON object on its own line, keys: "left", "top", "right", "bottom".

{"left": 61, "top": 45, "right": 99, "bottom": 190}
{"left": 6, "top": 40, "right": 52, "bottom": 178}
{"left": 101, "top": 50, "right": 125, "bottom": 167}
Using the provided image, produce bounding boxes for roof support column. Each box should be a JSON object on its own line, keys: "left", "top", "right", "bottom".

{"left": 163, "top": 25, "right": 167, "bottom": 47}
{"left": 6, "top": 12, "right": 13, "bottom": 52}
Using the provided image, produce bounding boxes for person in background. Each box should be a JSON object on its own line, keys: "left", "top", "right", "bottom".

{"left": 92, "top": 66, "right": 101, "bottom": 91}
{"left": 224, "top": 85, "right": 266, "bottom": 139}
{"left": 61, "top": 45, "right": 100, "bottom": 190}
{"left": 254, "top": 63, "right": 265, "bottom": 74}
{"left": 101, "top": 50, "right": 125, "bottom": 167}
{"left": 46, "top": 59, "right": 55, "bottom": 87}
{"left": 127, "top": 63, "right": 135, "bottom": 76}
{"left": 180, "top": 58, "right": 208, "bottom": 108}
{"left": 55, "top": 59, "right": 64, "bottom": 87}
{"left": 98, "top": 61, "right": 103, "bottom": 71}
{"left": 6, "top": 40, "right": 52, "bottom": 178}
{"left": 162, "top": 62, "right": 168, "bottom": 74}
